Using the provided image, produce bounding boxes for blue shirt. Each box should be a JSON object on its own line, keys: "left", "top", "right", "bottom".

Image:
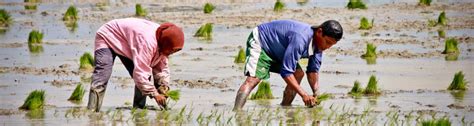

{"left": 257, "top": 20, "right": 323, "bottom": 77}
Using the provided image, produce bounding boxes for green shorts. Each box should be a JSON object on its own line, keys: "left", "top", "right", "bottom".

{"left": 243, "top": 28, "right": 300, "bottom": 80}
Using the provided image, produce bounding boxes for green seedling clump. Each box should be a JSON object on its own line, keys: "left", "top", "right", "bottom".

{"left": 361, "top": 43, "right": 377, "bottom": 58}
{"left": 135, "top": 4, "right": 147, "bottom": 17}
{"left": 24, "top": 0, "right": 39, "bottom": 10}
{"left": 438, "top": 29, "right": 446, "bottom": 38}
{"left": 234, "top": 48, "right": 246, "bottom": 63}
{"left": 447, "top": 71, "right": 468, "bottom": 91}
{"left": 347, "top": 0, "right": 367, "bottom": 9}
{"left": 250, "top": 81, "right": 274, "bottom": 100}
{"left": 165, "top": 90, "right": 181, "bottom": 101}
{"left": 203, "top": 3, "right": 215, "bottom": 14}
{"left": 68, "top": 84, "right": 86, "bottom": 102}
{"left": 442, "top": 38, "right": 459, "bottom": 54}
{"left": 421, "top": 118, "right": 451, "bottom": 126}
{"left": 359, "top": 17, "right": 373, "bottom": 30}
{"left": 364, "top": 75, "right": 380, "bottom": 95}
{"left": 418, "top": 0, "right": 432, "bottom": 6}
{"left": 349, "top": 80, "right": 364, "bottom": 95}
{"left": 0, "top": 9, "right": 12, "bottom": 27}
{"left": 194, "top": 23, "right": 213, "bottom": 40}
{"left": 438, "top": 11, "right": 447, "bottom": 26}
{"left": 63, "top": 6, "right": 78, "bottom": 21}
{"left": 28, "top": 30, "right": 43, "bottom": 44}
{"left": 273, "top": 0, "right": 285, "bottom": 12}
{"left": 19, "top": 90, "right": 45, "bottom": 110}
{"left": 315, "top": 93, "right": 332, "bottom": 105}
{"left": 79, "top": 52, "right": 95, "bottom": 70}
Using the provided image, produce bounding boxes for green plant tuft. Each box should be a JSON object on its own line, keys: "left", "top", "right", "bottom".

{"left": 437, "top": 29, "right": 446, "bottom": 38}
{"left": 250, "top": 81, "right": 274, "bottom": 100}
{"left": 442, "top": 38, "right": 459, "bottom": 54}
{"left": 24, "top": 0, "right": 39, "bottom": 10}
{"left": 418, "top": 0, "right": 432, "bottom": 6}
{"left": 359, "top": 17, "right": 373, "bottom": 30}
{"left": 361, "top": 43, "right": 377, "bottom": 58}
{"left": 349, "top": 80, "right": 364, "bottom": 95}
{"left": 316, "top": 93, "right": 331, "bottom": 102}
{"left": 203, "top": 3, "right": 215, "bottom": 14}
{"left": 135, "top": 4, "right": 147, "bottom": 17}
{"left": 194, "top": 23, "right": 213, "bottom": 40}
{"left": 19, "top": 90, "right": 45, "bottom": 110}
{"left": 68, "top": 84, "right": 86, "bottom": 102}
{"left": 421, "top": 118, "right": 451, "bottom": 126}
{"left": 28, "top": 30, "right": 43, "bottom": 44}
{"left": 166, "top": 90, "right": 180, "bottom": 101}
{"left": 347, "top": 0, "right": 367, "bottom": 9}
{"left": 447, "top": 71, "right": 468, "bottom": 91}
{"left": 234, "top": 48, "right": 246, "bottom": 63}
{"left": 63, "top": 6, "right": 78, "bottom": 21}
{"left": 438, "top": 11, "right": 447, "bottom": 26}
{"left": 79, "top": 52, "right": 95, "bottom": 70}
{"left": 364, "top": 75, "right": 380, "bottom": 95}
{"left": 0, "top": 9, "right": 12, "bottom": 27}
{"left": 273, "top": 0, "right": 285, "bottom": 12}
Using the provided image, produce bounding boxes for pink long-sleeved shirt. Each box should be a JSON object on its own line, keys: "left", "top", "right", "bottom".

{"left": 95, "top": 18, "right": 169, "bottom": 96}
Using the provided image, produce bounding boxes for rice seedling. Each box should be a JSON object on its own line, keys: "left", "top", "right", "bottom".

{"left": 421, "top": 118, "right": 451, "bottom": 126}
{"left": 445, "top": 53, "right": 459, "bottom": 61}
{"left": 19, "top": 90, "right": 45, "bottom": 110}
{"left": 361, "top": 43, "right": 377, "bottom": 58}
{"left": 346, "top": 0, "right": 367, "bottom": 9}
{"left": 79, "top": 52, "right": 95, "bottom": 70}
{"left": 26, "top": 109, "right": 45, "bottom": 119}
{"left": 28, "top": 43, "right": 43, "bottom": 53}
{"left": 364, "top": 75, "right": 380, "bottom": 95}
{"left": 194, "top": 23, "right": 213, "bottom": 40}
{"left": 24, "top": 0, "right": 39, "bottom": 10}
{"left": 28, "top": 30, "right": 43, "bottom": 44}
{"left": 349, "top": 80, "right": 364, "bottom": 95}
{"left": 135, "top": 4, "right": 147, "bottom": 17}
{"left": 250, "top": 81, "right": 274, "bottom": 100}
{"left": 165, "top": 90, "right": 180, "bottom": 101}
{"left": 315, "top": 93, "right": 332, "bottom": 105}
{"left": 418, "top": 0, "right": 432, "bottom": 6}
{"left": 64, "top": 20, "right": 78, "bottom": 32}
{"left": 438, "top": 29, "right": 446, "bottom": 38}
{"left": 442, "top": 38, "right": 459, "bottom": 54}
{"left": 438, "top": 11, "right": 447, "bottom": 26}
{"left": 203, "top": 3, "right": 215, "bottom": 14}
{"left": 68, "top": 84, "right": 86, "bottom": 102}
{"left": 359, "top": 17, "right": 373, "bottom": 30}
{"left": 63, "top": 6, "right": 78, "bottom": 21}
{"left": 0, "top": 9, "right": 12, "bottom": 27}
{"left": 297, "top": 0, "right": 309, "bottom": 6}
{"left": 428, "top": 19, "right": 438, "bottom": 27}
{"left": 273, "top": 0, "right": 285, "bottom": 12}
{"left": 234, "top": 48, "right": 246, "bottom": 63}
{"left": 447, "top": 71, "right": 467, "bottom": 91}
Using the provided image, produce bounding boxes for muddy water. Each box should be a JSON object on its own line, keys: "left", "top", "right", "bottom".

{"left": 1, "top": 0, "right": 474, "bottom": 125}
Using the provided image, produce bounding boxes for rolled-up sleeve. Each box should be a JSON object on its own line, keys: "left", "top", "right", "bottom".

{"left": 307, "top": 52, "right": 322, "bottom": 73}
{"left": 280, "top": 33, "right": 305, "bottom": 78}
{"left": 131, "top": 35, "right": 158, "bottom": 96}
{"left": 152, "top": 56, "right": 170, "bottom": 86}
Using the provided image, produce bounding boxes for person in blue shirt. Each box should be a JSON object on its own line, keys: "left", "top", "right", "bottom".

{"left": 233, "top": 20, "right": 343, "bottom": 111}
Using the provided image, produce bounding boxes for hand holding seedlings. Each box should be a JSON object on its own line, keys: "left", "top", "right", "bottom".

{"left": 154, "top": 94, "right": 167, "bottom": 108}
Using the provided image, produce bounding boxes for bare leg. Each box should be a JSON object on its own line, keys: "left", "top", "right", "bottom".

{"left": 232, "top": 76, "right": 261, "bottom": 111}
{"left": 280, "top": 68, "right": 304, "bottom": 106}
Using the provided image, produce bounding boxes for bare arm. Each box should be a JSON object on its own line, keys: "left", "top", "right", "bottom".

{"left": 283, "top": 75, "right": 308, "bottom": 97}
{"left": 307, "top": 72, "right": 319, "bottom": 95}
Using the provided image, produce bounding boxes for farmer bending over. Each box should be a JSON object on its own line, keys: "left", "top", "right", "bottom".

{"left": 233, "top": 20, "right": 343, "bottom": 111}
{"left": 87, "top": 18, "right": 184, "bottom": 112}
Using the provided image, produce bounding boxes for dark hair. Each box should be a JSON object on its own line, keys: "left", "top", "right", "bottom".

{"left": 311, "top": 20, "right": 343, "bottom": 41}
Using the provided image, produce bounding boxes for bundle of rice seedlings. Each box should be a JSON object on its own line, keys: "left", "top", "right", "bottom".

{"left": 349, "top": 80, "right": 364, "bottom": 95}
{"left": 273, "top": 0, "right": 285, "bottom": 12}
{"left": 19, "top": 90, "right": 45, "bottom": 110}
{"left": 442, "top": 38, "right": 459, "bottom": 54}
{"left": 361, "top": 43, "right": 377, "bottom": 58}
{"left": 418, "top": 0, "right": 432, "bottom": 6}
{"left": 68, "top": 84, "right": 86, "bottom": 102}
{"left": 437, "top": 29, "right": 446, "bottom": 38}
{"left": 165, "top": 90, "right": 180, "bottom": 101}
{"left": 421, "top": 118, "right": 451, "bottom": 126}
{"left": 194, "top": 23, "right": 213, "bottom": 40}
{"left": 447, "top": 71, "right": 467, "bottom": 91}
{"left": 24, "top": 0, "right": 39, "bottom": 10}
{"left": 28, "top": 43, "right": 43, "bottom": 53}
{"left": 28, "top": 30, "right": 43, "bottom": 44}
{"left": 0, "top": 9, "right": 12, "bottom": 27}
{"left": 135, "top": 4, "right": 147, "bottom": 17}
{"left": 438, "top": 11, "right": 447, "bottom": 26}
{"left": 250, "top": 81, "right": 274, "bottom": 100}
{"left": 359, "top": 17, "right": 373, "bottom": 30}
{"left": 63, "top": 6, "right": 78, "bottom": 21}
{"left": 296, "top": 0, "right": 309, "bottom": 6}
{"left": 364, "top": 75, "right": 380, "bottom": 95}
{"left": 316, "top": 93, "right": 331, "bottom": 104}
{"left": 203, "top": 3, "right": 215, "bottom": 14}
{"left": 347, "top": 0, "right": 367, "bottom": 9}
{"left": 234, "top": 48, "right": 246, "bottom": 63}
{"left": 79, "top": 52, "right": 94, "bottom": 70}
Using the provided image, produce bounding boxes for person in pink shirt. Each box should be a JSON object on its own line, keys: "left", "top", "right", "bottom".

{"left": 87, "top": 18, "right": 184, "bottom": 112}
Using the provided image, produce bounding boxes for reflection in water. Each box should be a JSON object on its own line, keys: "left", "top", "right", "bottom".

{"left": 364, "top": 57, "right": 377, "bottom": 65}
{"left": 28, "top": 43, "right": 43, "bottom": 54}
{"left": 26, "top": 109, "right": 45, "bottom": 119}
{"left": 449, "top": 90, "right": 465, "bottom": 102}
{"left": 445, "top": 53, "right": 459, "bottom": 61}
{"left": 64, "top": 21, "right": 78, "bottom": 32}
